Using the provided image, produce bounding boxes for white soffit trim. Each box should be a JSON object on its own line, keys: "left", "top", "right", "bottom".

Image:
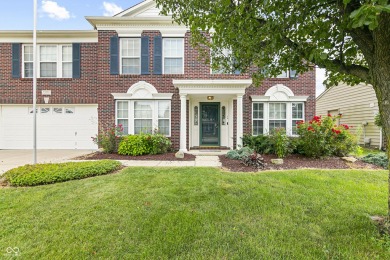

{"left": 0, "top": 30, "right": 98, "bottom": 43}
{"left": 173, "top": 79, "right": 252, "bottom": 95}
{"left": 116, "top": 29, "right": 143, "bottom": 37}
{"left": 160, "top": 28, "right": 188, "bottom": 37}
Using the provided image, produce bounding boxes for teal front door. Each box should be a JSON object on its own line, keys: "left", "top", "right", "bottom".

{"left": 200, "top": 103, "right": 220, "bottom": 146}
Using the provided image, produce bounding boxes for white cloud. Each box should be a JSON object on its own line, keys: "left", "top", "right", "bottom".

{"left": 103, "top": 2, "right": 123, "bottom": 16}
{"left": 41, "top": 1, "right": 70, "bottom": 20}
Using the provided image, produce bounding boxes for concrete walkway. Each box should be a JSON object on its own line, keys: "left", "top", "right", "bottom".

{"left": 120, "top": 155, "right": 221, "bottom": 167}
{"left": 0, "top": 150, "right": 222, "bottom": 175}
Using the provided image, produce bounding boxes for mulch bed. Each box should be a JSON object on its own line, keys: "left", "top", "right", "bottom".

{"left": 74, "top": 152, "right": 196, "bottom": 161}
{"left": 219, "top": 154, "right": 383, "bottom": 172}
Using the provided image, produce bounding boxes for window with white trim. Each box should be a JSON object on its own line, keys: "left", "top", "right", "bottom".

{"left": 252, "top": 102, "right": 305, "bottom": 136}
{"left": 252, "top": 103, "right": 264, "bottom": 135}
{"left": 24, "top": 46, "right": 33, "bottom": 78}
{"left": 117, "top": 101, "right": 129, "bottom": 134}
{"left": 211, "top": 48, "right": 233, "bottom": 74}
{"left": 116, "top": 100, "right": 171, "bottom": 136}
{"left": 292, "top": 102, "right": 304, "bottom": 135}
{"left": 276, "top": 71, "right": 289, "bottom": 78}
{"left": 269, "top": 103, "right": 287, "bottom": 131}
{"left": 163, "top": 38, "right": 184, "bottom": 74}
{"left": 23, "top": 44, "right": 72, "bottom": 78}
{"left": 120, "top": 38, "right": 141, "bottom": 74}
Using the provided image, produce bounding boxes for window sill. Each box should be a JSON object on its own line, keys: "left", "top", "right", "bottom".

{"left": 20, "top": 78, "right": 74, "bottom": 81}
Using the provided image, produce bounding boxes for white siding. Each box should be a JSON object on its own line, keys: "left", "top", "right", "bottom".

{"left": 134, "top": 6, "right": 162, "bottom": 17}
{"left": 316, "top": 83, "right": 381, "bottom": 147}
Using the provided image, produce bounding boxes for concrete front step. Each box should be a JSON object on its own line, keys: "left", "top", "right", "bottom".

{"left": 188, "top": 150, "right": 229, "bottom": 156}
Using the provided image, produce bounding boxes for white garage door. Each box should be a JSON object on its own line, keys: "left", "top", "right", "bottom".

{"left": 0, "top": 105, "right": 98, "bottom": 149}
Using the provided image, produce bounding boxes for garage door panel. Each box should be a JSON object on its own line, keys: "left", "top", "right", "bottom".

{"left": 0, "top": 105, "right": 98, "bottom": 149}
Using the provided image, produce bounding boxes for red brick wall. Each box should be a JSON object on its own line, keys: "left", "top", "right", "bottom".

{"left": 0, "top": 30, "right": 316, "bottom": 151}
{"left": 0, "top": 43, "right": 99, "bottom": 104}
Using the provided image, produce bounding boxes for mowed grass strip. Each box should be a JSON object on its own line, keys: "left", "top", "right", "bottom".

{"left": 1, "top": 167, "right": 389, "bottom": 259}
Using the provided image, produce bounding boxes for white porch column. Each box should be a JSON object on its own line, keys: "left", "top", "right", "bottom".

{"left": 180, "top": 94, "right": 188, "bottom": 152}
{"left": 236, "top": 95, "right": 243, "bottom": 148}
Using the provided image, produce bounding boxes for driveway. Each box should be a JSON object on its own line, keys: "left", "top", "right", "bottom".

{"left": 0, "top": 149, "right": 96, "bottom": 174}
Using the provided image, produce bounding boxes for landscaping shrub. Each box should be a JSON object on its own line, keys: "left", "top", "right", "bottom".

{"left": 297, "top": 115, "right": 358, "bottom": 158}
{"left": 149, "top": 133, "right": 172, "bottom": 154}
{"left": 361, "top": 153, "right": 389, "bottom": 169}
{"left": 270, "top": 128, "right": 291, "bottom": 158}
{"left": 118, "top": 133, "right": 171, "bottom": 156}
{"left": 226, "top": 146, "right": 254, "bottom": 160}
{"left": 92, "top": 125, "right": 123, "bottom": 153}
{"left": 241, "top": 152, "right": 266, "bottom": 169}
{"left": 3, "top": 160, "right": 121, "bottom": 187}
{"left": 242, "top": 134, "right": 274, "bottom": 154}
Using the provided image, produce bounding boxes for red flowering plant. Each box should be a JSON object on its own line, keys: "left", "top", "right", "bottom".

{"left": 296, "top": 114, "right": 357, "bottom": 158}
{"left": 92, "top": 125, "right": 124, "bottom": 153}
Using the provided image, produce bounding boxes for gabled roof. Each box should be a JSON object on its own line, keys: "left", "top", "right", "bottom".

{"left": 85, "top": 0, "right": 177, "bottom": 30}
{"left": 114, "top": 0, "right": 165, "bottom": 18}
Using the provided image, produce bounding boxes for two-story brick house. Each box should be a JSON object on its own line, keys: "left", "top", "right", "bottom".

{"left": 0, "top": 0, "right": 316, "bottom": 151}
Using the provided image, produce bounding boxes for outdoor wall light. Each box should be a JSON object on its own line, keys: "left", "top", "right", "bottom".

{"left": 207, "top": 96, "right": 214, "bottom": 100}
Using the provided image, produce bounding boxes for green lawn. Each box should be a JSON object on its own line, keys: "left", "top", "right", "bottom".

{"left": 1, "top": 167, "right": 389, "bottom": 259}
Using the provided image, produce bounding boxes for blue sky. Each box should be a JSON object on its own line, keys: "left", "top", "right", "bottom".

{"left": 0, "top": 0, "right": 326, "bottom": 94}
{"left": 0, "top": 0, "right": 142, "bottom": 30}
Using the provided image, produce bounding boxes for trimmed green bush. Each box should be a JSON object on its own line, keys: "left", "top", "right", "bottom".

{"left": 361, "top": 153, "right": 388, "bottom": 169}
{"left": 3, "top": 160, "right": 121, "bottom": 187}
{"left": 118, "top": 133, "right": 172, "bottom": 156}
{"left": 242, "top": 134, "right": 274, "bottom": 154}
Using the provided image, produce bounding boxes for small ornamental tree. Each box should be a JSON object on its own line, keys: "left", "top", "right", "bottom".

{"left": 297, "top": 115, "right": 357, "bottom": 158}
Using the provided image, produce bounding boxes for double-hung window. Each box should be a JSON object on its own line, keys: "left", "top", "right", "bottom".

{"left": 252, "top": 103, "right": 264, "bottom": 136}
{"left": 269, "top": 103, "right": 287, "bottom": 131}
{"left": 22, "top": 44, "right": 72, "bottom": 78}
{"left": 117, "top": 101, "right": 129, "bottom": 134}
{"left": 291, "top": 102, "right": 304, "bottom": 135}
{"left": 120, "top": 38, "right": 141, "bottom": 74}
{"left": 23, "top": 46, "right": 33, "bottom": 78}
{"left": 163, "top": 38, "right": 184, "bottom": 74}
{"left": 40, "top": 45, "right": 57, "bottom": 77}
{"left": 116, "top": 100, "right": 171, "bottom": 136}
{"left": 134, "top": 101, "right": 153, "bottom": 134}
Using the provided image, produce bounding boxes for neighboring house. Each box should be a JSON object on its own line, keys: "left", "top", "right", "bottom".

{"left": 0, "top": 0, "right": 316, "bottom": 151}
{"left": 316, "top": 83, "right": 384, "bottom": 149}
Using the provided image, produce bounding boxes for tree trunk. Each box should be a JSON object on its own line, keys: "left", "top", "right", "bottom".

{"left": 370, "top": 51, "right": 390, "bottom": 220}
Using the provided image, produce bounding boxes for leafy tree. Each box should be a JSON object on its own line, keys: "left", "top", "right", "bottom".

{"left": 156, "top": 0, "right": 390, "bottom": 219}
